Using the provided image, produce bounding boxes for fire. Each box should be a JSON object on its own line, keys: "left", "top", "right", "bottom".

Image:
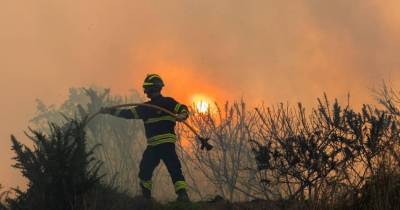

{"left": 196, "top": 100, "right": 209, "bottom": 113}
{"left": 192, "top": 95, "right": 213, "bottom": 114}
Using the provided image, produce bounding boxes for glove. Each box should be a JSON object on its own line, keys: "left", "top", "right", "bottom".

{"left": 99, "top": 106, "right": 115, "bottom": 114}
{"left": 176, "top": 112, "right": 189, "bottom": 122}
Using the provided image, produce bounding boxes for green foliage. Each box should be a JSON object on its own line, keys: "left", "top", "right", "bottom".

{"left": 8, "top": 119, "right": 103, "bottom": 210}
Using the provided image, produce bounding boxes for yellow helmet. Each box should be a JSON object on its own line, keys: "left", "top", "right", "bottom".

{"left": 142, "top": 74, "right": 165, "bottom": 88}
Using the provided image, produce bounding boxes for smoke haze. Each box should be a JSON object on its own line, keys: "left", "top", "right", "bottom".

{"left": 1, "top": 0, "right": 400, "bottom": 188}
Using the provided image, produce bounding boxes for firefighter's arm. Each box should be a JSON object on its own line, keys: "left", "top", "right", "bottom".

{"left": 174, "top": 103, "right": 189, "bottom": 122}
{"left": 99, "top": 107, "right": 142, "bottom": 119}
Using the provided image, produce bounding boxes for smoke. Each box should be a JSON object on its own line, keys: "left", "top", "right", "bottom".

{"left": 1, "top": 0, "right": 400, "bottom": 188}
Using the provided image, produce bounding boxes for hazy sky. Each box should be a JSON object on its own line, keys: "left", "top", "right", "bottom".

{"left": 1, "top": 0, "right": 400, "bottom": 188}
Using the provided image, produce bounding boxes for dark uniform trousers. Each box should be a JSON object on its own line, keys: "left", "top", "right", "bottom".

{"left": 110, "top": 95, "right": 189, "bottom": 194}
{"left": 139, "top": 143, "right": 187, "bottom": 192}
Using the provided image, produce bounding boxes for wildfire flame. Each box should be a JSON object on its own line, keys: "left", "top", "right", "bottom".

{"left": 196, "top": 100, "right": 209, "bottom": 113}
{"left": 192, "top": 95, "right": 212, "bottom": 114}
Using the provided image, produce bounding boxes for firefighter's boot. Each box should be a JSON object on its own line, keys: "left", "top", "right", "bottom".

{"left": 176, "top": 189, "right": 190, "bottom": 202}
{"left": 140, "top": 181, "right": 152, "bottom": 200}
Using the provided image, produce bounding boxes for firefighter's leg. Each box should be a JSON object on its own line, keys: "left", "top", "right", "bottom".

{"left": 160, "top": 143, "right": 189, "bottom": 202}
{"left": 138, "top": 146, "right": 160, "bottom": 199}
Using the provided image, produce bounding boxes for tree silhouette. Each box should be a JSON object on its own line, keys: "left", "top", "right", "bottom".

{"left": 8, "top": 119, "right": 102, "bottom": 210}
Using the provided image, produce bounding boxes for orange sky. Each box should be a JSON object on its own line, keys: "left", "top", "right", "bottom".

{"left": 1, "top": 0, "right": 400, "bottom": 188}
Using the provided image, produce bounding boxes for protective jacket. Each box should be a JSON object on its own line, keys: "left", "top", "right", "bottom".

{"left": 110, "top": 94, "right": 189, "bottom": 196}
{"left": 111, "top": 95, "right": 188, "bottom": 146}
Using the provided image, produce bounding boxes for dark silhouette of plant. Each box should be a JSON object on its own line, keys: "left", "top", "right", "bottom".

{"left": 374, "top": 82, "right": 400, "bottom": 167}
{"left": 75, "top": 88, "right": 146, "bottom": 192}
{"left": 375, "top": 82, "right": 400, "bottom": 117}
{"left": 26, "top": 85, "right": 400, "bottom": 206}
{"left": 251, "top": 94, "right": 400, "bottom": 202}
{"left": 343, "top": 165, "right": 400, "bottom": 210}
{"left": 179, "top": 101, "right": 265, "bottom": 201}
{"left": 8, "top": 119, "right": 103, "bottom": 210}
{"left": 30, "top": 87, "right": 148, "bottom": 196}
{"left": 0, "top": 184, "right": 9, "bottom": 210}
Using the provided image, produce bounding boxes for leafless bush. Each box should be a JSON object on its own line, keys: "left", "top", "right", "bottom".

{"left": 248, "top": 94, "right": 400, "bottom": 202}
{"left": 374, "top": 82, "right": 400, "bottom": 167}
{"left": 375, "top": 82, "right": 400, "bottom": 116}
{"left": 178, "top": 93, "right": 400, "bottom": 204}
{"left": 30, "top": 87, "right": 148, "bottom": 195}
{"left": 352, "top": 165, "right": 400, "bottom": 210}
{"left": 29, "top": 86, "right": 400, "bottom": 205}
{"left": 31, "top": 87, "right": 184, "bottom": 200}
{"left": 177, "top": 101, "right": 265, "bottom": 201}
{"left": 76, "top": 88, "right": 147, "bottom": 194}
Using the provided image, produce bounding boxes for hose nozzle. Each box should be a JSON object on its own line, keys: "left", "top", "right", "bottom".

{"left": 196, "top": 136, "right": 213, "bottom": 151}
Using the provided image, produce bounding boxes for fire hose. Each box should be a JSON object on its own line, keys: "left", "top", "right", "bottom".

{"left": 86, "top": 103, "right": 213, "bottom": 151}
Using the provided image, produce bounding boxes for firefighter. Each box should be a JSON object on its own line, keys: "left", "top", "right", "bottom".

{"left": 99, "top": 74, "right": 190, "bottom": 202}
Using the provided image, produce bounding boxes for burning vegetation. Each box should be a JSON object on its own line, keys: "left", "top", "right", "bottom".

{"left": 1, "top": 84, "right": 400, "bottom": 210}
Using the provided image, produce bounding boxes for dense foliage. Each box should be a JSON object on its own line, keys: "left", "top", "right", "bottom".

{"left": 8, "top": 120, "right": 102, "bottom": 210}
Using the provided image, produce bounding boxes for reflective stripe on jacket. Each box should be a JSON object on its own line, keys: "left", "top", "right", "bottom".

{"left": 111, "top": 95, "right": 188, "bottom": 146}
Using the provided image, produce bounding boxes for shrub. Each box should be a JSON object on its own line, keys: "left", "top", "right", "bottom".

{"left": 0, "top": 184, "right": 9, "bottom": 210}
{"left": 8, "top": 119, "right": 102, "bottom": 210}
{"left": 350, "top": 166, "right": 400, "bottom": 210}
